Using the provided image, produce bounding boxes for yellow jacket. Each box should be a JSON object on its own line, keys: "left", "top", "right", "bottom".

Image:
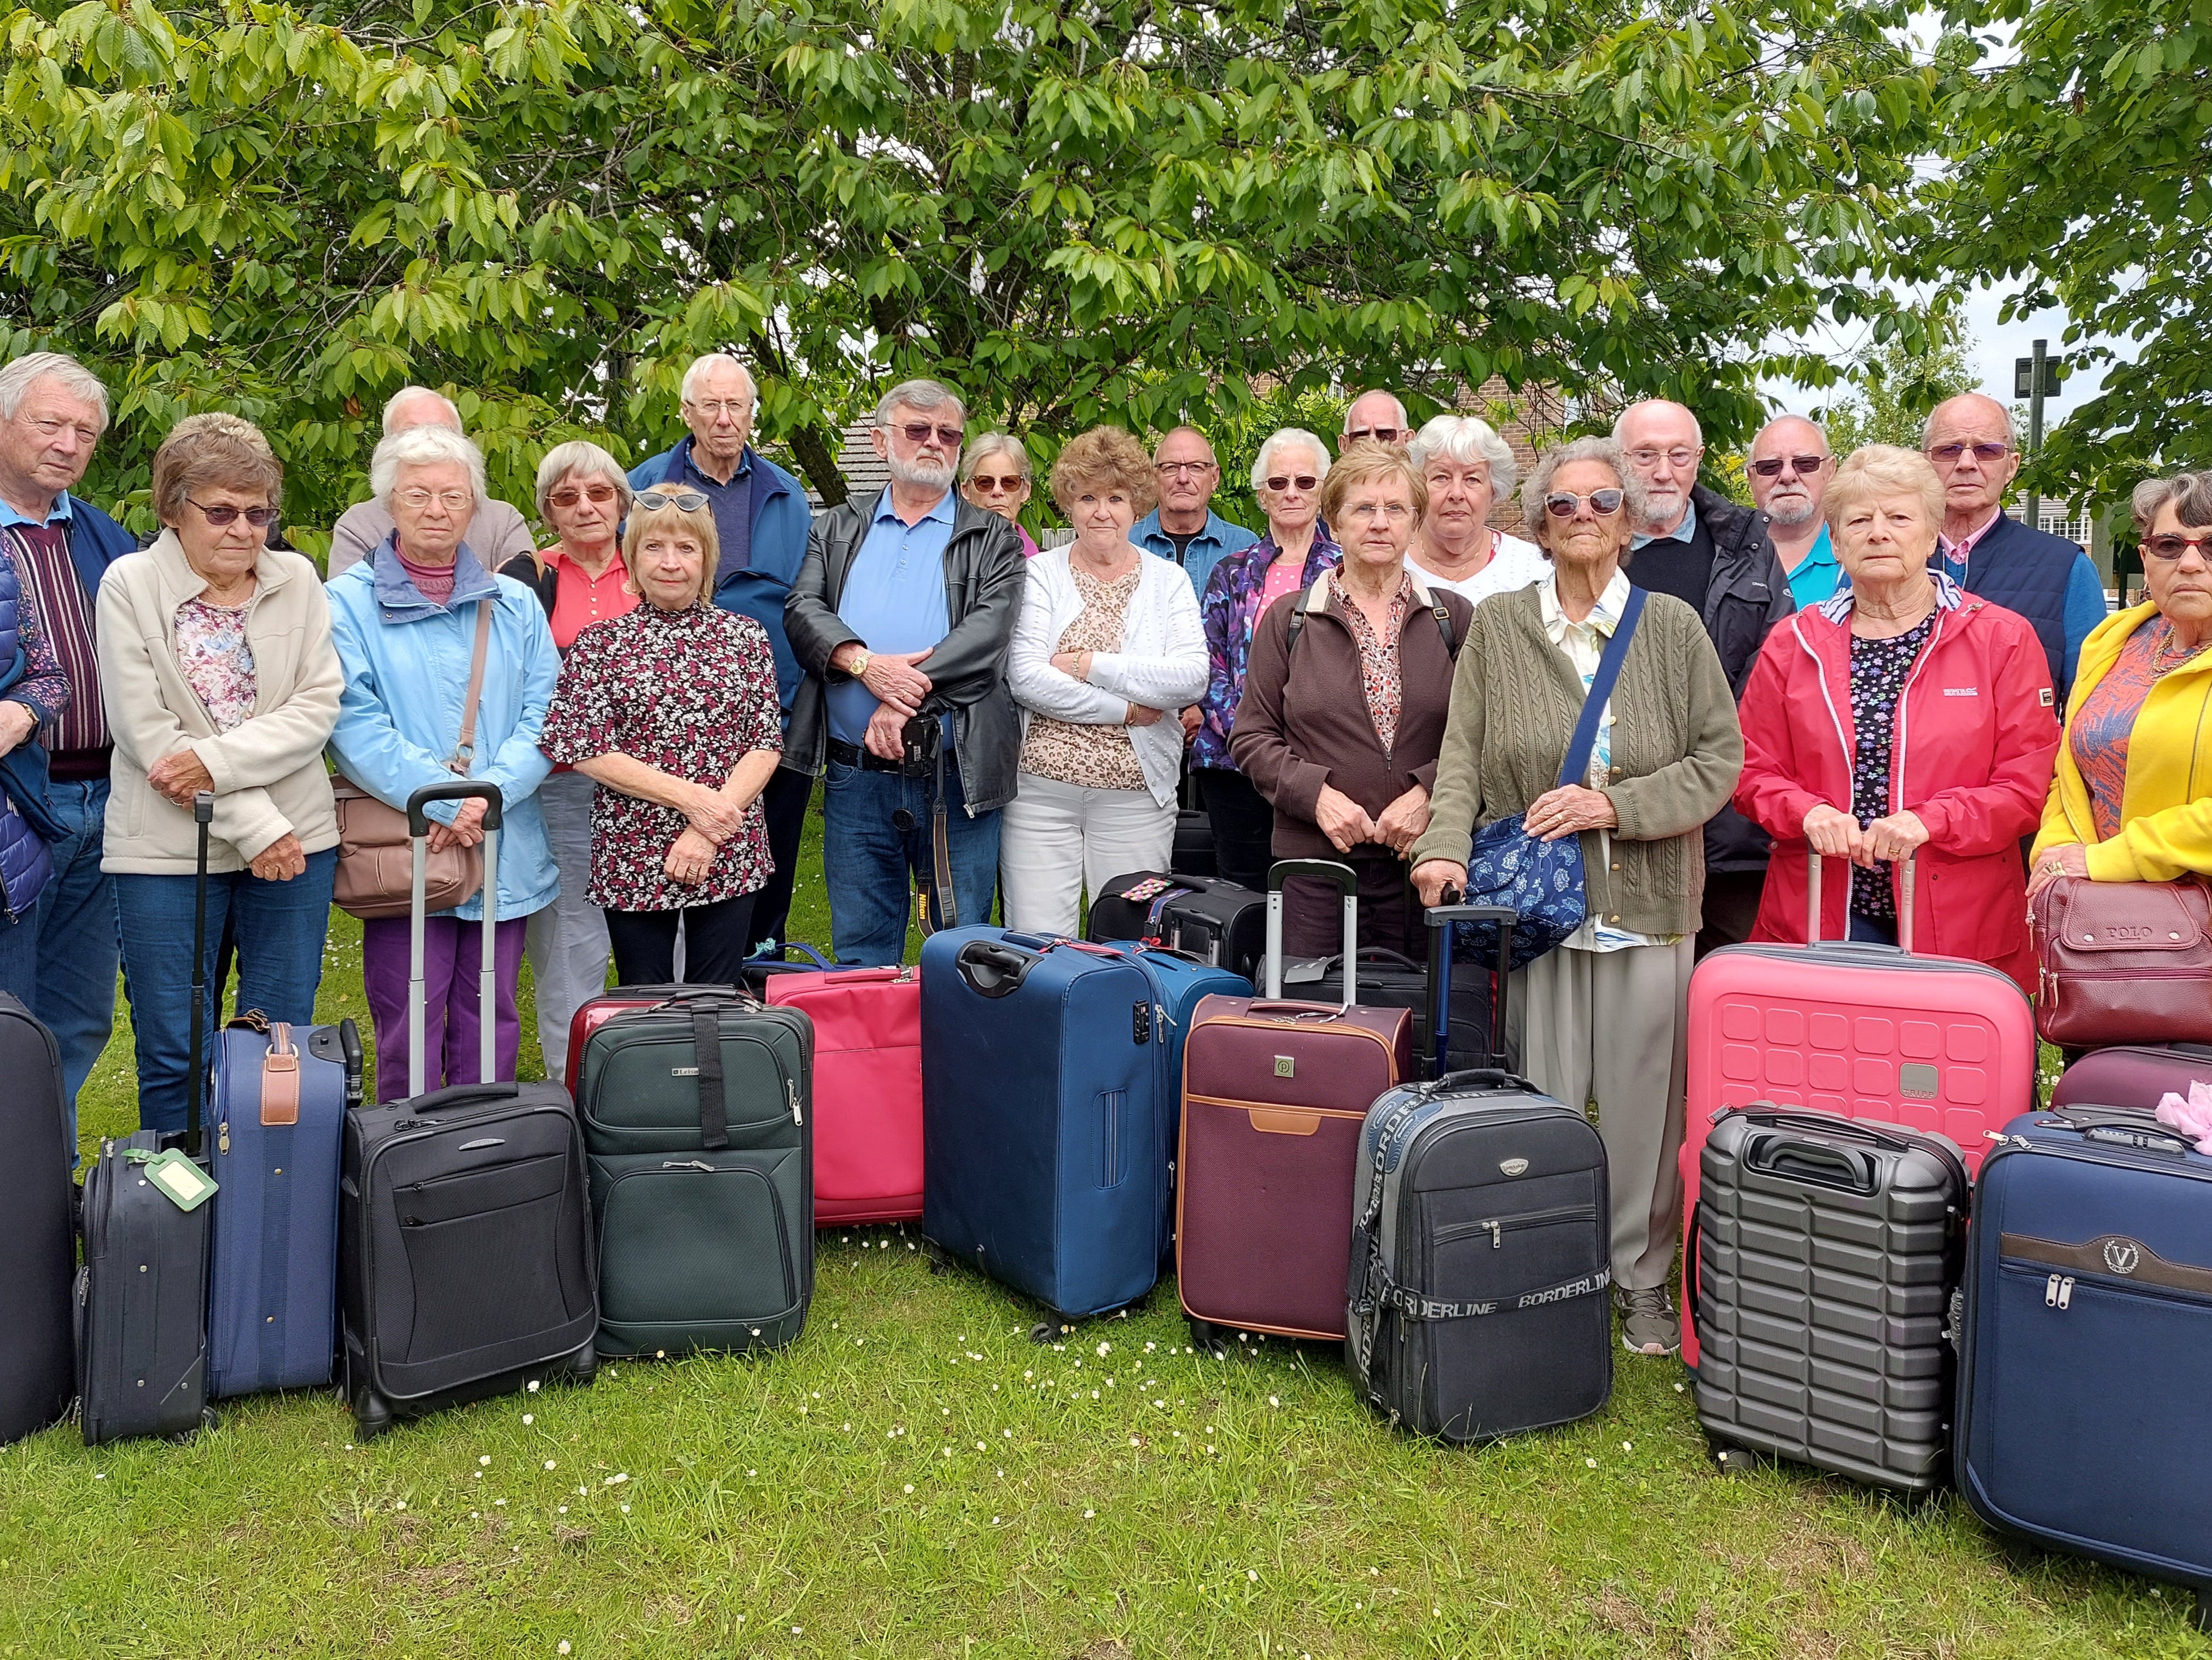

{"left": 2036, "top": 600, "right": 2212, "bottom": 880}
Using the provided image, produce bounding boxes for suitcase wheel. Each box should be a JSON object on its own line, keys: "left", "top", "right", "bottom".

{"left": 1705, "top": 1435, "right": 1750, "bottom": 1475}
{"left": 1029, "top": 1321, "right": 1073, "bottom": 1346}
{"left": 168, "top": 1406, "right": 218, "bottom": 1445}
{"left": 2193, "top": 1588, "right": 2210, "bottom": 1635}
{"left": 1186, "top": 1317, "right": 1230, "bottom": 1359}
{"left": 564, "top": 1340, "right": 598, "bottom": 1388}
{"left": 352, "top": 1386, "right": 395, "bottom": 1441}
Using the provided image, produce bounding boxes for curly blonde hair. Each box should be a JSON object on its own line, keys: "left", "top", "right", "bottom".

{"left": 1050, "top": 426, "right": 1158, "bottom": 519}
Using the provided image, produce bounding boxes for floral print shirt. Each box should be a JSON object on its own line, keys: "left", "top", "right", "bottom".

{"left": 1846, "top": 613, "right": 1936, "bottom": 924}
{"left": 538, "top": 602, "right": 783, "bottom": 912}
{"left": 1328, "top": 568, "right": 1410, "bottom": 754}
{"left": 1193, "top": 526, "right": 1341, "bottom": 770}
{"left": 1020, "top": 565, "right": 1146, "bottom": 791}
{"left": 174, "top": 597, "right": 258, "bottom": 733}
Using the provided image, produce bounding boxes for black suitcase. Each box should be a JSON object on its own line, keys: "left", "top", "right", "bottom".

{"left": 340, "top": 783, "right": 597, "bottom": 1437}
{"left": 1170, "top": 810, "right": 1216, "bottom": 879}
{"left": 0, "top": 994, "right": 76, "bottom": 1444}
{"left": 1087, "top": 872, "right": 1265, "bottom": 982}
{"left": 1280, "top": 948, "right": 1497, "bottom": 1076}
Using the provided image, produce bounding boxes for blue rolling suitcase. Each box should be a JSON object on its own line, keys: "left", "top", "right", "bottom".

{"left": 1957, "top": 1105, "right": 2212, "bottom": 1630}
{"left": 921, "top": 928, "right": 1171, "bottom": 1327}
{"left": 207, "top": 1012, "right": 362, "bottom": 1398}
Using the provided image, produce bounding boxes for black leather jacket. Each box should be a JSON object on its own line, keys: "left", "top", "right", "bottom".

{"left": 783, "top": 493, "right": 1027, "bottom": 813}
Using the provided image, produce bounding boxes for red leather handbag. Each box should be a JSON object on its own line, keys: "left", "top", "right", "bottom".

{"left": 2030, "top": 874, "right": 2212, "bottom": 1046}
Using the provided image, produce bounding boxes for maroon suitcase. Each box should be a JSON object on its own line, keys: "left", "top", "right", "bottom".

{"left": 1176, "top": 860, "right": 1411, "bottom": 1348}
{"left": 2050, "top": 1043, "right": 2212, "bottom": 1112}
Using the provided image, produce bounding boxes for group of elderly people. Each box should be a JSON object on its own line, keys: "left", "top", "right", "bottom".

{"left": 5, "top": 343, "right": 2209, "bottom": 1363}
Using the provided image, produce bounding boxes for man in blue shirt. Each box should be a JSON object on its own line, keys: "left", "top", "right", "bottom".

{"left": 1748, "top": 415, "right": 1841, "bottom": 610}
{"left": 1131, "top": 426, "right": 1259, "bottom": 603}
{"left": 784, "top": 380, "right": 1025, "bottom": 965}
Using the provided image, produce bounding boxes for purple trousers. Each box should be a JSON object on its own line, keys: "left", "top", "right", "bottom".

{"left": 363, "top": 915, "right": 528, "bottom": 1103}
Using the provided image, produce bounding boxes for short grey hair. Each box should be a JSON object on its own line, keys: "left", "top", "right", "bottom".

{"left": 1611, "top": 400, "right": 1704, "bottom": 449}
{"left": 1341, "top": 390, "right": 1410, "bottom": 432}
{"left": 679, "top": 352, "right": 757, "bottom": 411}
{"left": 1520, "top": 437, "right": 1650, "bottom": 531}
{"left": 1407, "top": 414, "right": 1517, "bottom": 503}
{"left": 959, "top": 432, "right": 1032, "bottom": 486}
{"left": 874, "top": 379, "right": 966, "bottom": 426}
{"left": 0, "top": 352, "right": 110, "bottom": 434}
{"left": 1921, "top": 393, "right": 2019, "bottom": 451}
{"left": 370, "top": 424, "right": 487, "bottom": 507}
{"left": 382, "top": 385, "right": 463, "bottom": 436}
{"left": 1250, "top": 428, "right": 1331, "bottom": 495}
{"left": 534, "top": 440, "right": 633, "bottom": 523}
{"left": 2132, "top": 472, "right": 2212, "bottom": 536}
{"left": 1753, "top": 413, "right": 1832, "bottom": 457}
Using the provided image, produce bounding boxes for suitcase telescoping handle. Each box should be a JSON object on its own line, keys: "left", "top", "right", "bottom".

{"left": 1423, "top": 885, "right": 1515, "bottom": 1081}
{"left": 1806, "top": 849, "right": 1915, "bottom": 951}
{"left": 1265, "top": 858, "right": 1357, "bottom": 1005}
{"left": 406, "top": 782, "right": 505, "bottom": 1100}
{"left": 186, "top": 791, "right": 214, "bottom": 1160}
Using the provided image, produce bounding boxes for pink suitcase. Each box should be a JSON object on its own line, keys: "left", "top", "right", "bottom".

{"left": 1678, "top": 855, "right": 2036, "bottom": 1369}
{"left": 763, "top": 965, "right": 923, "bottom": 1225}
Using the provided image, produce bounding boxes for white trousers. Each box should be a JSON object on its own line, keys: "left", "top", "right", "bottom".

{"left": 523, "top": 769, "right": 611, "bottom": 1081}
{"left": 999, "top": 773, "right": 1175, "bottom": 938}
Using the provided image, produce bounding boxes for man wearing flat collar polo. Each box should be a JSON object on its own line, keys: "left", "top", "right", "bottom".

{"left": 784, "top": 379, "right": 1024, "bottom": 965}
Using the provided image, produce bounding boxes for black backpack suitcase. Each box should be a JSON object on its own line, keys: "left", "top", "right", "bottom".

{"left": 0, "top": 994, "right": 77, "bottom": 1445}
{"left": 340, "top": 783, "right": 597, "bottom": 1437}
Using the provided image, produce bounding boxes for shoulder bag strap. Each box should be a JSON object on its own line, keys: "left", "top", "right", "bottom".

{"left": 449, "top": 597, "right": 496, "bottom": 773}
{"left": 1555, "top": 585, "right": 1647, "bottom": 790}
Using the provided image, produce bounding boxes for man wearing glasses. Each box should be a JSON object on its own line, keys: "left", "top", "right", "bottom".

{"left": 1341, "top": 389, "right": 1413, "bottom": 449}
{"left": 0, "top": 352, "right": 135, "bottom": 1139}
{"left": 1132, "top": 427, "right": 1258, "bottom": 602}
{"left": 631, "top": 352, "right": 815, "bottom": 957}
{"left": 326, "top": 386, "right": 535, "bottom": 577}
{"left": 785, "top": 379, "right": 1024, "bottom": 965}
{"left": 1615, "top": 398, "right": 1794, "bottom": 955}
{"left": 1747, "top": 415, "right": 1841, "bottom": 609}
{"left": 1922, "top": 391, "right": 2106, "bottom": 698}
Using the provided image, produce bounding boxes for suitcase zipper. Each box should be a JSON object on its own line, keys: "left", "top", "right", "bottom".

{"left": 2044, "top": 1273, "right": 2074, "bottom": 1310}
{"left": 1435, "top": 1205, "right": 1598, "bottom": 1249}
{"left": 787, "top": 1079, "right": 804, "bottom": 1126}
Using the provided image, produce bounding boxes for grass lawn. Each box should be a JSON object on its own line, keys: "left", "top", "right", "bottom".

{"left": 3, "top": 793, "right": 2205, "bottom": 1658}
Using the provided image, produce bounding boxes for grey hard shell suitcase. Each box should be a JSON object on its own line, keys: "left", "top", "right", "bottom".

{"left": 1690, "top": 1107, "right": 1967, "bottom": 1491}
{"left": 0, "top": 995, "right": 77, "bottom": 1444}
{"left": 574, "top": 988, "right": 814, "bottom": 1358}
{"left": 1347, "top": 901, "right": 1614, "bottom": 1441}
{"left": 340, "top": 783, "right": 597, "bottom": 1437}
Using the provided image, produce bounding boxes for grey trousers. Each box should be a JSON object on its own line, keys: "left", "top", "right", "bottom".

{"left": 524, "top": 769, "right": 611, "bottom": 1082}
{"left": 1506, "top": 938, "right": 1695, "bottom": 1292}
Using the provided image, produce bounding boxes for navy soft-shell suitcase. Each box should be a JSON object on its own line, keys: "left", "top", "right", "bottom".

{"left": 0, "top": 995, "right": 76, "bottom": 1444}
{"left": 1957, "top": 1106, "right": 2212, "bottom": 1630}
{"left": 921, "top": 928, "right": 1170, "bottom": 1325}
{"left": 207, "top": 1014, "right": 360, "bottom": 1398}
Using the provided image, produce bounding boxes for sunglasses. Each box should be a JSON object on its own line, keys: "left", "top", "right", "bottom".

{"left": 1344, "top": 427, "right": 1405, "bottom": 444}
{"left": 1927, "top": 441, "right": 2012, "bottom": 466}
{"left": 1748, "top": 454, "right": 1828, "bottom": 479}
{"left": 187, "top": 497, "right": 278, "bottom": 530}
{"left": 1264, "top": 474, "right": 1320, "bottom": 492}
{"left": 887, "top": 421, "right": 965, "bottom": 447}
{"left": 1544, "top": 489, "right": 1625, "bottom": 518}
{"left": 546, "top": 484, "right": 619, "bottom": 509}
{"left": 635, "top": 490, "right": 709, "bottom": 512}
{"left": 2144, "top": 533, "right": 2212, "bottom": 562}
{"left": 969, "top": 474, "right": 1026, "bottom": 493}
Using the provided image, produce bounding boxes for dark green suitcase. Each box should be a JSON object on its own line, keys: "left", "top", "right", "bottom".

{"left": 575, "top": 990, "right": 814, "bottom": 1358}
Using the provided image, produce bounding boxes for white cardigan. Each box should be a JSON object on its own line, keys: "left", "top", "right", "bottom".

{"left": 1008, "top": 544, "right": 1208, "bottom": 808}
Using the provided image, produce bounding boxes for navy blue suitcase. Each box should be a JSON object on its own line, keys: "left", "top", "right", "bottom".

{"left": 207, "top": 1013, "right": 361, "bottom": 1398}
{"left": 921, "top": 928, "right": 1171, "bottom": 1325}
{"left": 1957, "top": 1105, "right": 2212, "bottom": 1630}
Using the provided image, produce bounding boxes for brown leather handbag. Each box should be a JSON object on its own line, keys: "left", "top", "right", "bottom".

{"left": 2030, "top": 873, "right": 2212, "bottom": 1046}
{"left": 330, "top": 601, "right": 493, "bottom": 921}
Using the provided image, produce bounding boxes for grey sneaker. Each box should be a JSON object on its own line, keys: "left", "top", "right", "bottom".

{"left": 1615, "top": 1284, "right": 1680, "bottom": 1356}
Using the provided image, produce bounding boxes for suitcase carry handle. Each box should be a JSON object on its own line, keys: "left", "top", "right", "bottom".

{"left": 2084, "top": 1124, "right": 2194, "bottom": 1156}
{"left": 402, "top": 1081, "right": 521, "bottom": 1116}
{"left": 1264, "top": 858, "right": 1357, "bottom": 1005}
{"left": 338, "top": 1017, "right": 365, "bottom": 1111}
{"left": 1430, "top": 1067, "right": 1539, "bottom": 1094}
{"left": 956, "top": 939, "right": 1037, "bottom": 997}
{"left": 1744, "top": 1131, "right": 1879, "bottom": 1195}
{"left": 1807, "top": 849, "right": 1915, "bottom": 951}
{"left": 406, "top": 781, "right": 506, "bottom": 1099}
{"left": 1728, "top": 1104, "right": 1918, "bottom": 1157}
{"left": 1425, "top": 888, "right": 1515, "bottom": 1081}
{"left": 748, "top": 941, "right": 835, "bottom": 969}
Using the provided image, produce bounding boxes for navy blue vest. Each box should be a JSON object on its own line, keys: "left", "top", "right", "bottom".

{"left": 0, "top": 538, "right": 21, "bottom": 669}
{"left": 1933, "top": 514, "right": 2078, "bottom": 695}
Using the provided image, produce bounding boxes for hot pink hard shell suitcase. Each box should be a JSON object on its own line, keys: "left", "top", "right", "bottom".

{"left": 763, "top": 966, "right": 923, "bottom": 1225}
{"left": 1678, "top": 856, "right": 2037, "bottom": 1369}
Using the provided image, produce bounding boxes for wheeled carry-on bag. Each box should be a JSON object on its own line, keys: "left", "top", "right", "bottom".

{"left": 1177, "top": 860, "right": 1412, "bottom": 1349}
{"left": 1679, "top": 853, "right": 2036, "bottom": 1369}
{"left": 80, "top": 794, "right": 221, "bottom": 1446}
{"left": 1690, "top": 1107, "right": 1966, "bottom": 1491}
{"left": 2050, "top": 1043, "right": 2212, "bottom": 1113}
{"left": 340, "top": 783, "right": 597, "bottom": 1437}
{"left": 1087, "top": 872, "right": 1267, "bottom": 983}
{"left": 1280, "top": 947, "right": 1495, "bottom": 1077}
{"left": 921, "top": 928, "right": 1171, "bottom": 1326}
{"left": 574, "top": 988, "right": 813, "bottom": 1355}
{"left": 0, "top": 995, "right": 78, "bottom": 1445}
{"left": 207, "top": 1011, "right": 361, "bottom": 1398}
{"left": 1171, "top": 809, "right": 1216, "bottom": 879}
{"left": 1956, "top": 1106, "right": 2212, "bottom": 1631}
{"left": 761, "top": 965, "right": 922, "bottom": 1225}
{"left": 1348, "top": 901, "right": 1614, "bottom": 1441}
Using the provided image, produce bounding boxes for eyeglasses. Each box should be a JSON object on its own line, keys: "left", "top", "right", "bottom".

{"left": 1343, "top": 501, "right": 1413, "bottom": 524}
{"left": 969, "top": 474, "right": 1026, "bottom": 494}
{"left": 546, "top": 484, "right": 619, "bottom": 510}
{"left": 1748, "top": 454, "right": 1829, "bottom": 479}
{"left": 395, "top": 488, "right": 475, "bottom": 512}
{"left": 19, "top": 414, "right": 101, "bottom": 446}
{"left": 2144, "top": 533, "right": 2212, "bottom": 562}
{"left": 1344, "top": 427, "right": 1406, "bottom": 444}
{"left": 635, "top": 490, "right": 709, "bottom": 512}
{"left": 684, "top": 399, "right": 750, "bottom": 417}
{"left": 1155, "top": 460, "right": 1216, "bottom": 478}
{"left": 1544, "top": 489, "right": 1626, "bottom": 518}
{"left": 1927, "top": 441, "right": 2012, "bottom": 467}
{"left": 185, "top": 497, "right": 278, "bottom": 529}
{"left": 885, "top": 421, "right": 964, "bottom": 448}
{"left": 1264, "top": 474, "right": 1320, "bottom": 492}
{"left": 1626, "top": 446, "right": 1701, "bottom": 470}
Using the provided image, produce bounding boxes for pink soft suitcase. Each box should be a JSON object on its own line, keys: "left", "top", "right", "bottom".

{"left": 764, "top": 966, "right": 923, "bottom": 1225}
{"left": 1678, "top": 855, "right": 2036, "bottom": 1369}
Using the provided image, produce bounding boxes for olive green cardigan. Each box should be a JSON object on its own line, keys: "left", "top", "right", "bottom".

{"left": 1408, "top": 583, "right": 1744, "bottom": 938}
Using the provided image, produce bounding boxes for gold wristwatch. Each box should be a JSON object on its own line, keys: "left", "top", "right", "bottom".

{"left": 847, "top": 647, "right": 871, "bottom": 682}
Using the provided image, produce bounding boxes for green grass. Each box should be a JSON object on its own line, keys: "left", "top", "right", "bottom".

{"left": 4, "top": 794, "right": 2206, "bottom": 1658}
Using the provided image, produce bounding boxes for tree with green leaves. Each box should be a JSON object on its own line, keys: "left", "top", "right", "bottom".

{"left": 1810, "top": 297, "right": 1979, "bottom": 456}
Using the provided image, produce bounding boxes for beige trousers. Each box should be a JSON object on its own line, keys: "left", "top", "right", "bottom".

{"left": 1506, "top": 939, "right": 1695, "bottom": 1291}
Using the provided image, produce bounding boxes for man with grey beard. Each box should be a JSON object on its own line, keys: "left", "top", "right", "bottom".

{"left": 1748, "top": 415, "right": 1840, "bottom": 610}
{"left": 784, "top": 379, "right": 1025, "bottom": 964}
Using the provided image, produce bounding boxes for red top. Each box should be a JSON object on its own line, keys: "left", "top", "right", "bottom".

{"left": 2068, "top": 619, "right": 2168, "bottom": 841}
{"left": 546, "top": 546, "right": 639, "bottom": 653}
{"left": 397, "top": 547, "right": 455, "bottom": 605}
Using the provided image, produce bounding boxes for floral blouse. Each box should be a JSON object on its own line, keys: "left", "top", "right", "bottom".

{"left": 538, "top": 603, "right": 782, "bottom": 912}
{"left": 1846, "top": 613, "right": 1936, "bottom": 924}
{"left": 1020, "top": 565, "right": 1146, "bottom": 791}
{"left": 1329, "top": 569, "right": 1410, "bottom": 754}
{"left": 174, "top": 597, "right": 258, "bottom": 733}
{"left": 1193, "top": 526, "right": 1341, "bottom": 770}
{"left": 2069, "top": 617, "right": 2174, "bottom": 843}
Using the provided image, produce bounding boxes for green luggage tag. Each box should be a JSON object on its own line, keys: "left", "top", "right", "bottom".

{"left": 123, "top": 1148, "right": 218, "bottom": 1213}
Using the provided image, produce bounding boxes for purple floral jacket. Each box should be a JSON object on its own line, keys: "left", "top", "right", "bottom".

{"left": 1192, "top": 526, "right": 1341, "bottom": 771}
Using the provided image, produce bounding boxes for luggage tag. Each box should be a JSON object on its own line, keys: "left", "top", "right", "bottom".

{"left": 1120, "top": 877, "right": 1178, "bottom": 904}
{"left": 123, "top": 1148, "right": 219, "bottom": 1213}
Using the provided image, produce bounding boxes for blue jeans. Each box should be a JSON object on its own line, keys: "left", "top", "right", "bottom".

{"left": 34, "top": 777, "right": 119, "bottom": 1151}
{"left": 822, "top": 754, "right": 1001, "bottom": 966}
{"left": 114, "top": 848, "right": 337, "bottom": 1137}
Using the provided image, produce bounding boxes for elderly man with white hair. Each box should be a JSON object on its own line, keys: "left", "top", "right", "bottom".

{"left": 1341, "top": 388, "right": 1413, "bottom": 448}
{"left": 1404, "top": 413, "right": 1546, "bottom": 604}
{"left": 1747, "top": 414, "right": 1840, "bottom": 608}
{"left": 325, "top": 385, "right": 535, "bottom": 577}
